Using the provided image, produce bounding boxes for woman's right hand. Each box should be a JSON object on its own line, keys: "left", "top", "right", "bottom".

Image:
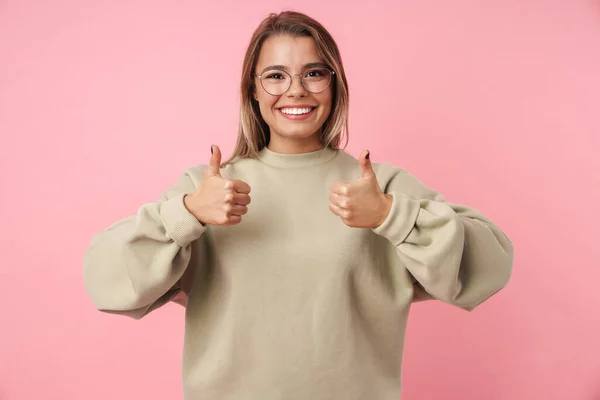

{"left": 184, "top": 145, "right": 252, "bottom": 226}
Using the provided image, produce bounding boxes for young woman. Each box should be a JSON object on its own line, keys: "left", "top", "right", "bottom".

{"left": 84, "top": 11, "right": 513, "bottom": 399}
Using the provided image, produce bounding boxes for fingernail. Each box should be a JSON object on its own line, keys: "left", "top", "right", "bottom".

{"left": 366, "top": 151, "right": 370, "bottom": 160}
{"left": 211, "top": 145, "right": 214, "bottom": 154}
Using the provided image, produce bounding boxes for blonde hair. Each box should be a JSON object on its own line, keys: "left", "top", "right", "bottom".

{"left": 222, "top": 11, "right": 350, "bottom": 166}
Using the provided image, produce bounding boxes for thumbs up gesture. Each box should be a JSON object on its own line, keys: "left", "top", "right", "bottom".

{"left": 184, "top": 145, "right": 252, "bottom": 226}
{"left": 329, "top": 150, "right": 392, "bottom": 229}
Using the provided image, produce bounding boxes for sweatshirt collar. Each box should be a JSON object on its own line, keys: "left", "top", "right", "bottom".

{"left": 258, "top": 146, "right": 338, "bottom": 169}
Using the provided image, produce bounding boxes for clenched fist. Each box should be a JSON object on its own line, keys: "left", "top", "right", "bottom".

{"left": 329, "top": 150, "right": 392, "bottom": 229}
{"left": 184, "top": 145, "right": 252, "bottom": 226}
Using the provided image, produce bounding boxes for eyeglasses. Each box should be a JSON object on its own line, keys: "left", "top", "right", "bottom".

{"left": 256, "top": 67, "right": 335, "bottom": 96}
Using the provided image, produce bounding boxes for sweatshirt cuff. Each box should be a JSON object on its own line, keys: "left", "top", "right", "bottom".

{"left": 372, "top": 191, "right": 421, "bottom": 246}
{"left": 160, "top": 193, "right": 207, "bottom": 247}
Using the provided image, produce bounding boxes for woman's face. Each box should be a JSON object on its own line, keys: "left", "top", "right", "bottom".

{"left": 254, "top": 34, "right": 333, "bottom": 151}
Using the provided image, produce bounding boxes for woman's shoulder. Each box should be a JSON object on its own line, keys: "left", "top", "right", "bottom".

{"left": 335, "top": 150, "right": 442, "bottom": 198}
{"left": 369, "top": 160, "right": 445, "bottom": 201}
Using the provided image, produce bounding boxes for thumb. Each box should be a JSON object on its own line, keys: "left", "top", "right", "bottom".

{"left": 359, "top": 150, "right": 375, "bottom": 180}
{"left": 207, "top": 145, "right": 222, "bottom": 177}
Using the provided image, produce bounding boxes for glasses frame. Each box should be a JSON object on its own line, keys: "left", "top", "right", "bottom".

{"left": 255, "top": 67, "right": 336, "bottom": 96}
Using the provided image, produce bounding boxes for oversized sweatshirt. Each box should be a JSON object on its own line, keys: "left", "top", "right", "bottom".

{"left": 83, "top": 146, "right": 513, "bottom": 400}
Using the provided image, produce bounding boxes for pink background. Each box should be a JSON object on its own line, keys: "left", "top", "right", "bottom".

{"left": 1, "top": 0, "right": 599, "bottom": 399}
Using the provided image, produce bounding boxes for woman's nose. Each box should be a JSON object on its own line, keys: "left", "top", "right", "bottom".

{"left": 285, "top": 75, "right": 308, "bottom": 97}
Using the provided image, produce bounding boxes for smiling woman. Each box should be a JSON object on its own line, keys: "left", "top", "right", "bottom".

{"left": 83, "top": 10, "right": 514, "bottom": 400}
{"left": 252, "top": 35, "right": 334, "bottom": 153}
{"left": 226, "top": 12, "right": 349, "bottom": 160}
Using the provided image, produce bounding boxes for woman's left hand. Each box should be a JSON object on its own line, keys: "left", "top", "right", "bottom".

{"left": 329, "top": 150, "right": 393, "bottom": 229}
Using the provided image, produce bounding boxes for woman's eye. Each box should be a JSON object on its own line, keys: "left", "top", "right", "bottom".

{"left": 265, "top": 73, "right": 284, "bottom": 80}
{"left": 305, "top": 69, "right": 324, "bottom": 77}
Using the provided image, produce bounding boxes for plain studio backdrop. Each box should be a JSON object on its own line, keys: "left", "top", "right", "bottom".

{"left": 1, "top": 0, "right": 599, "bottom": 399}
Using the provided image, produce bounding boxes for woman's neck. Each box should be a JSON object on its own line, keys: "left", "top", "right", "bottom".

{"left": 267, "top": 133, "right": 322, "bottom": 154}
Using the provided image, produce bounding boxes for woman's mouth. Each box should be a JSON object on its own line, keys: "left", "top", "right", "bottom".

{"left": 277, "top": 106, "right": 316, "bottom": 120}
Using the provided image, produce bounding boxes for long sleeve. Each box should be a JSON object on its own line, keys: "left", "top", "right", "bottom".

{"left": 372, "top": 165, "right": 514, "bottom": 311}
{"left": 83, "top": 168, "right": 207, "bottom": 319}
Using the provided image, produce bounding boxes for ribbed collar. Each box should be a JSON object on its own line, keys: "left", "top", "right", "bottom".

{"left": 257, "top": 146, "right": 339, "bottom": 169}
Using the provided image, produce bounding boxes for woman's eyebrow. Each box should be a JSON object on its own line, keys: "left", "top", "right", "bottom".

{"left": 303, "top": 62, "right": 328, "bottom": 69}
{"left": 259, "top": 62, "right": 328, "bottom": 74}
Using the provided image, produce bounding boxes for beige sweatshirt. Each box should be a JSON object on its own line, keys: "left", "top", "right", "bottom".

{"left": 83, "top": 147, "right": 513, "bottom": 399}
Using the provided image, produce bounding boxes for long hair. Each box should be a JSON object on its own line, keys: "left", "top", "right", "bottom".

{"left": 222, "top": 11, "right": 350, "bottom": 166}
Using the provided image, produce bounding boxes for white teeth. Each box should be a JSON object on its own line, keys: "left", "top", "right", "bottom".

{"left": 280, "top": 107, "right": 313, "bottom": 115}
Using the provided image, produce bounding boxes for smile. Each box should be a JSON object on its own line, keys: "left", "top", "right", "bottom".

{"left": 277, "top": 107, "right": 316, "bottom": 120}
